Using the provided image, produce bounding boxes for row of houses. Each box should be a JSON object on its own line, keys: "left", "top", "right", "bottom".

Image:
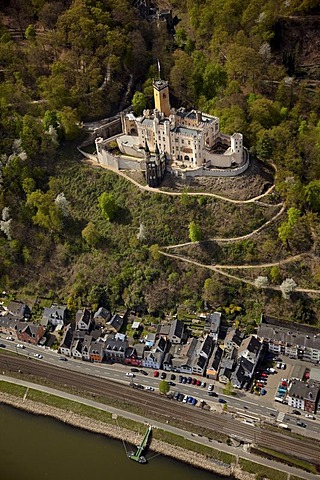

{"left": 286, "top": 379, "right": 320, "bottom": 413}
{"left": 257, "top": 314, "right": 320, "bottom": 363}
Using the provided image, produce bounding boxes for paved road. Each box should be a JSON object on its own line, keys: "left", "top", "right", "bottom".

{"left": 1, "top": 337, "right": 320, "bottom": 439}
{"left": 0, "top": 374, "right": 319, "bottom": 480}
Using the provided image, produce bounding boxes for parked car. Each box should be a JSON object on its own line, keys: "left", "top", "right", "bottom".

{"left": 59, "top": 357, "right": 68, "bottom": 361}
{"left": 34, "top": 353, "right": 43, "bottom": 359}
{"left": 160, "top": 372, "right": 166, "bottom": 379}
{"left": 178, "top": 375, "right": 183, "bottom": 383}
{"left": 305, "top": 414, "right": 315, "bottom": 419}
{"left": 6, "top": 336, "right": 14, "bottom": 341}
{"left": 178, "top": 393, "right": 184, "bottom": 402}
{"left": 170, "top": 374, "right": 176, "bottom": 381}
{"left": 196, "top": 379, "right": 201, "bottom": 386}
{"left": 0, "top": 343, "right": 6, "bottom": 348}
{"left": 153, "top": 371, "right": 159, "bottom": 377}
{"left": 126, "top": 372, "right": 135, "bottom": 377}
{"left": 131, "top": 368, "right": 139, "bottom": 372}
{"left": 187, "top": 396, "right": 193, "bottom": 404}
{"left": 208, "top": 384, "right": 214, "bottom": 391}
{"left": 173, "top": 391, "right": 180, "bottom": 400}
{"left": 183, "top": 395, "right": 188, "bottom": 403}
{"left": 192, "top": 378, "right": 197, "bottom": 385}
{"left": 200, "top": 381, "right": 206, "bottom": 388}
{"left": 140, "top": 369, "right": 148, "bottom": 376}
{"left": 16, "top": 344, "right": 25, "bottom": 349}
{"left": 191, "top": 398, "right": 197, "bottom": 406}
{"left": 182, "top": 377, "right": 187, "bottom": 384}
{"left": 168, "top": 381, "right": 175, "bottom": 386}
{"left": 145, "top": 386, "right": 154, "bottom": 391}
{"left": 187, "top": 377, "right": 192, "bottom": 384}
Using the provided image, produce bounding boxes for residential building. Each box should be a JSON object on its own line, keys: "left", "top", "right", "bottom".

{"left": 230, "top": 335, "right": 263, "bottom": 389}
{"left": 16, "top": 321, "right": 45, "bottom": 345}
{"left": 142, "top": 350, "right": 164, "bottom": 369}
{"left": 168, "top": 319, "right": 187, "bottom": 344}
{"left": 82, "top": 334, "right": 93, "bottom": 361}
{"left": 7, "top": 300, "right": 31, "bottom": 320}
{"left": 93, "top": 307, "right": 111, "bottom": 327}
{"left": 287, "top": 379, "right": 320, "bottom": 413}
{"left": 258, "top": 315, "right": 320, "bottom": 363}
{"left": 59, "top": 324, "right": 75, "bottom": 356}
{"left": 203, "top": 312, "right": 221, "bottom": 340}
{"left": 105, "top": 313, "right": 124, "bottom": 333}
{"left": 192, "top": 335, "right": 214, "bottom": 375}
{"left": 224, "top": 328, "right": 244, "bottom": 350}
{"left": 0, "top": 316, "right": 19, "bottom": 336}
{"left": 206, "top": 345, "right": 223, "bottom": 379}
{"left": 104, "top": 334, "right": 128, "bottom": 362}
{"left": 76, "top": 308, "right": 92, "bottom": 331}
{"left": 90, "top": 341, "right": 105, "bottom": 363}
{"left": 41, "top": 304, "right": 67, "bottom": 327}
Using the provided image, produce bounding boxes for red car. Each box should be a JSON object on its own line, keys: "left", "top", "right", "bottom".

{"left": 261, "top": 373, "right": 268, "bottom": 377}
{"left": 153, "top": 371, "right": 159, "bottom": 377}
{"left": 192, "top": 378, "right": 197, "bottom": 385}
{"left": 196, "top": 380, "right": 201, "bottom": 386}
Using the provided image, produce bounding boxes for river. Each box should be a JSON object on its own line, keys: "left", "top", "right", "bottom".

{"left": 0, "top": 403, "right": 226, "bottom": 480}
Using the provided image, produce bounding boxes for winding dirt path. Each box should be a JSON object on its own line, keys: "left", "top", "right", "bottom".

{"left": 85, "top": 158, "right": 320, "bottom": 295}
{"left": 85, "top": 159, "right": 277, "bottom": 204}
{"left": 163, "top": 205, "right": 286, "bottom": 250}
{"left": 159, "top": 251, "right": 320, "bottom": 294}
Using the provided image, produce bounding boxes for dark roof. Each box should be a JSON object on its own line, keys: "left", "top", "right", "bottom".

{"left": 204, "top": 312, "right": 221, "bottom": 333}
{"left": 240, "top": 356, "right": 256, "bottom": 374}
{"left": 0, "top": 316, "right": 19, "bottom": 329}
{"left": 201, "top": 335, "right": 214, "bottom": 356}
{"left": 258, "top": 315, "right": 320, "bottom": 351}
{"left": 108, "top": 314, "right": 123, "bottom": 332}
{"left": 169, "top": 319, "right": 184, "bottom": 340}
{"left": 94, "top": 307, "right": 111, "bottom": 321}
{"left": 76, "top": 308, "right": 91, "bottom": 327}
{"left": 7, "top": 300, "right": 30, "bottom": 318}
{"left": 60, "top": 326, "right": 74, "bottom": 349}
{"left": 194, "top": 355, "right": 207, "bottom": 369}
{"left": 208, "top": 346, "right": 223, "bottom": 370}
{"left": 42, "top": 305, "right": 66, "bottom": 322}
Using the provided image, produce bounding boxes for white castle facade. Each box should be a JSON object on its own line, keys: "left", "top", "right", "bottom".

{"left": 95, "top": 78, "right": 249, "bottom": 185}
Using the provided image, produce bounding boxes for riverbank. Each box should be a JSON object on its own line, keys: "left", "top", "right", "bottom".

{"left": 0, "top": 376, "right": 316, "bottom": 480}
{"left": 0, "top": 391, "right": 235, "bottom": 479}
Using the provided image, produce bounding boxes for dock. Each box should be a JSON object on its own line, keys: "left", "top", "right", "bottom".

{"left": 128, "top": 425, "right": 152, "bottom": 464}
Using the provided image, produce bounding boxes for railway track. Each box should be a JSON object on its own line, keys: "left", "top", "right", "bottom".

{"left": 0, "top": 353, "right": 319, "bottom": 464}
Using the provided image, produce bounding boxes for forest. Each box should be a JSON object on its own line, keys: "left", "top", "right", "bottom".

{"left": 0, "top": 0, "right": 320, "bottom": 326}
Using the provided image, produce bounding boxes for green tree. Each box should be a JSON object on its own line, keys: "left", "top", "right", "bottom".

{"left": 132, "top": 91, "right": 147, "bottom": 116}
{"left": 270, "top": 265, "right": 281, "bottom": 284}
{"left": 189, "top": 221, "right": 202, "bottom": 242}
{"left": 98, "top": 192, "right": 118, "bottom": 221}
{"left": 57, "top": 107, "right": 81, "bottom": 141}
{"left": 82, "top": 222, "right": 101, "bottom": 247}
{"left": 223, "top": 380, "right": 234, "bottom": 396}
{"left": 305, "top": 180, "right": 320, "bottom": 213}
{"left": 278, "top": 207, "right": 301, "bottom": 246}
{"left": 159, "top": 380, "right": 170, "bottom": 395}
{"left": 149, "top": 244, "right": 161, "bottom": 261}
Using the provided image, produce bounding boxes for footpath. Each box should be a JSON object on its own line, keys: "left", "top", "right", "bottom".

{"left": 0, "top": 375, "right": 319, "bottom": 480}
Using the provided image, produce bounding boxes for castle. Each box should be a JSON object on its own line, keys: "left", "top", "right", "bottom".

{"left": 95, "top": 78, "right": 249, "bottom": 187}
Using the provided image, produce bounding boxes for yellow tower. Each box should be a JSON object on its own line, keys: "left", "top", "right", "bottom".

{"left": 153, "top": 79, "right": 170, "bottom": 117}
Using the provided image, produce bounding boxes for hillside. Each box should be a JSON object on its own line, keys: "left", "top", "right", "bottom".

{"left": 0, "top": 0, "right": 320, "bottom": 326}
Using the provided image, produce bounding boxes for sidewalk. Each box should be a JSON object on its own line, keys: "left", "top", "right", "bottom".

{"left": 0, "top": 375, "right": 319, "bottom": 480}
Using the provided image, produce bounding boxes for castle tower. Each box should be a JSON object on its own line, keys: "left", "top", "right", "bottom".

{"left": 153, "top": 79, "right": 170, "bottom": 117}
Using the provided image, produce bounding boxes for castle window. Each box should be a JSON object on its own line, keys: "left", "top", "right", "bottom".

{"left": 181, "top": 139, "right": 184, "bottom": 144}
{"left": 188, "top": 140, "right": 190, "bottom": 145}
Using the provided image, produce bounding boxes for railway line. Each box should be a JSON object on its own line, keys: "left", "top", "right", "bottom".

{"left": 0, "top": 353, "right": 319, "bottom": 464}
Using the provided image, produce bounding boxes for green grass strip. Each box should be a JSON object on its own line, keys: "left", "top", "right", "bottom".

{"left": 238, "top": 458, "right": 287, "bottom": 480}
{"left": 252, "top": 446, "right": 318, "bottom": 474}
